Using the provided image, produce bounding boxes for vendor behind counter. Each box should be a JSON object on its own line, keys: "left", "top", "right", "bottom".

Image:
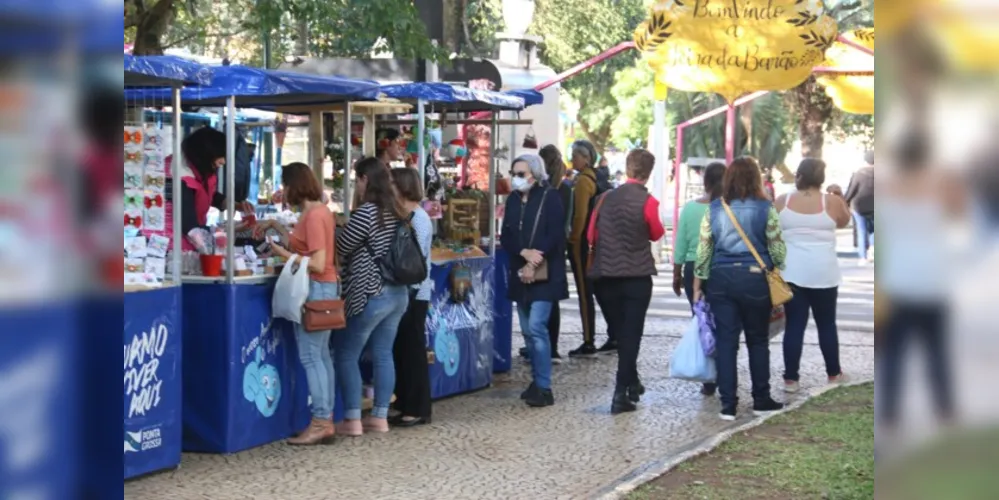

{"left": 143, "top": 127, "right": 255, "bottom": 253}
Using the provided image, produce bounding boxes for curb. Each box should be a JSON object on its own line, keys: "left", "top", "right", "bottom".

{"left": 592, "top": 378, "right": 874, "bottom": 500}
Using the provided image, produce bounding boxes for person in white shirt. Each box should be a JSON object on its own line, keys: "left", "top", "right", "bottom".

{"left": 775, "top": 159, "right": 851, "bottom": 394}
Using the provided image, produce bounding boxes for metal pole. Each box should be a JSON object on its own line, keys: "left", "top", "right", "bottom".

{"left": 225, "top": 96, "right": 237, "bottom": 283}
{"left": 172, "top": 87, "right": 183, "bottom": 283}
{"left": 673, "top": 126, "right": 684, "bottom": 249}
{"left": 343, "top": 102, "right": 353, "bottom": 216}
{"left": 308, "top": 110, "right": 324, "bottom": 182}
{"left": 417, "top": 98, "right": 426, "bottom": 181}
{"left": 488, "top": 113, "right": 498, "bottom": 257}
{"left": 724, "top": 103, "right": 736, "bottom": 165}
{"left": 652, "top": 99, "right": 666, "bottom": 264}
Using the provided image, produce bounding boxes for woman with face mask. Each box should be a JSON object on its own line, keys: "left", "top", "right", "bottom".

{"left": 500, "top": 154, "right": 567, "bottom": 408}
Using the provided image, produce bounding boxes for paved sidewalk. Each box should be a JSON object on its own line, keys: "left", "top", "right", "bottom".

{"left": 125, "top": 317, "right": 874, "bottom": 500}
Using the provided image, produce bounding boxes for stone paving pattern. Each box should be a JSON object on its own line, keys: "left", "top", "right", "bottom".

{"left": 125, "top": 316, "right": 874, "bottom": 500}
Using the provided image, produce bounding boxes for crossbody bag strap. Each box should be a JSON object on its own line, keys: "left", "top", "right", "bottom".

{"left": 527, "top": 189, "right": 549, "bottom": 248}
{"left": 589, "top": 192, "right": 609, "bottom": 247}
{"left": 720, "top": 200, "right": 768, "bottom": 270}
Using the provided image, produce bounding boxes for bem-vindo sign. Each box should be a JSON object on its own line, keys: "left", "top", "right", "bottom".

{"left": 635, "top": 0, "right": 838, "bottom": 102}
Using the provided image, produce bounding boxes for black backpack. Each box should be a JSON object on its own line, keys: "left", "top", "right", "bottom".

{"left": 370, "top": 214, "right": 428, "bottom": 286}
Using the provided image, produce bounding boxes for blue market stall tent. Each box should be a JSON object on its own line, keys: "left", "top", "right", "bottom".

{"left": 123, "top": 54, "right": 215, "bottom": 480}
{"left": 125, "top": 65, "right": 384, "bottom": 455}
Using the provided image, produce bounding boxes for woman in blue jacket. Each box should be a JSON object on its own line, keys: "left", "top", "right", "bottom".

{"left": 501, "top": 154, "right": 567, "bottom": 408}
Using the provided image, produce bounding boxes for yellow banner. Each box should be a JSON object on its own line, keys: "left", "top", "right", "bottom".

{"left": 634, "top": 0, "right": 838, "bottom": 102}
{"left": 817, "top": 29, "right": 874, "bottom": 115}
{"left": 654, "top": 81, "right": 669, "bottom": 101}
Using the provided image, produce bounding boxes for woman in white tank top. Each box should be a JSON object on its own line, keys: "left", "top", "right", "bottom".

{"left": 775, "top": 159, "right": 851, "bottom": 394}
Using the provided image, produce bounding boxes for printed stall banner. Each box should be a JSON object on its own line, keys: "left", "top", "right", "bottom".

{"left": 427, "top": 256, "right": 496, "bottom": 398}
{"left": 123, "top": 287, "right": 182, "bottom": 479}
{"left": 634, "top": 0, "right": 838, "bottom": 102}
{"left": 181, "top": 282, "right": 310, "bottom": 454}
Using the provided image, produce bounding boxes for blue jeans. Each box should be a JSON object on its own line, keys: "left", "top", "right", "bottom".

{"left": 331, "top": 285, "right": 408, "bottom": 420}
{"left": 853, "top": 211, "right": 874, "bottom": 259}
{"left": 706, "top": 264, "right": 773, "bottom": 408}
{"left": 294, "top": 281, "right": 339, "bottom": 420}
{"left": 517, "top": 301, "right": 553, "bottom": 390}
{"left": 783, "top": 284, "right": 841, "bottom": 381}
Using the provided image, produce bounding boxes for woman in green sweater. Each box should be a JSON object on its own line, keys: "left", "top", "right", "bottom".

{"left": 672, "top": 162, "right": 725, "bottom": 396}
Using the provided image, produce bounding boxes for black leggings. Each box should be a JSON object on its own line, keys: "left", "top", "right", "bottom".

{"left": 878, "top": 302, "right": 953, "bottom": 425}
{"left": 392, "top": 297, "right": 432, "bottom": 419}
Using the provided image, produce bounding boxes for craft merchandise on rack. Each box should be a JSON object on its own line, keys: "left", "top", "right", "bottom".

{"left": 178, "top": 209, "right": 300, "bottom": 277}
{"left": 124, "top": 124, "right": 169, "bottom": 288}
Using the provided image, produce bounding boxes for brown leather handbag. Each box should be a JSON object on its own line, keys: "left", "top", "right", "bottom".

{"left": 302, "top": 210, "right": 346, "bottom": 332}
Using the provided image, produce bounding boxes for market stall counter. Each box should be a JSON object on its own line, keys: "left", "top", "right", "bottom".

{"left": 180, "top": 277, "right": 311, "bottom": 453}
{"left": 425, "top": 246, "right": 496, "bottom": 399}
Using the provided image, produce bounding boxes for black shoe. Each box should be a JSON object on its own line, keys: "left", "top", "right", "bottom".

{"left": 519, "top": 346, "right": 530, "bottom": 358}
{"left": 753, "top": 398, "right": 785, "bottom": 416}
{"left": 568, "top": 343, "right": 598, "bottom": 358}
{"left": 597, "top": 340, "right": 619, "bottom": 354}
{"left": 390, "top": 415, "right": 431, "bottom": 427}
{"left": 524, "top": 385, "right": 555, "bottom": 408}
{"left": 627, "top": 382, "right": 646, "bottom": 403}
{"left": 611, "top": 392, "right": 637, "bottom": 414}
{"left": 701, "top": 383, "right": 717, "bottom": 396}
{"left": 720, "top": 405, "right": 737, "bottom": 421}
{"left": 520, "top": 382, "right": 536, "bottom": 400}
{"left": 551, "top": 352, "right": 563, "bottom": 365}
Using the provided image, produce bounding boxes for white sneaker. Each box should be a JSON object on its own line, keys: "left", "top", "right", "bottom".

{"left": 784, "top": 380, "right": 800, "bottom": 393}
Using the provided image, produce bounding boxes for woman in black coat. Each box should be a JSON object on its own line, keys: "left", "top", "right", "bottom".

{"left": 501, "top": 154, "right": 567, "bottom": 408}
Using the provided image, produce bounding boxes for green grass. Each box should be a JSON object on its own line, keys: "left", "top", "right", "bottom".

{"left": 628, "top": 383, "right": 874, "bottom": 500}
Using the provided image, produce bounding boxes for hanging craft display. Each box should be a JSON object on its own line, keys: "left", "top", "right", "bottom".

{"left": 817, "top": 28, "right": 874, "bottom": 115}
{"left": 123, "top": 123, "right": 168, "bottom": 288}
{"left": 634, "top": 0, "right": 838, "bottom": 102}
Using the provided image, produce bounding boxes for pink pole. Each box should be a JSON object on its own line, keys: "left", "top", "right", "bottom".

{"left": 672, "top": 126, "right": 685, "bottom": 260}
{"left": 836, "top": 34, "right": 875, "bottom": 56}
{"left": 724, "top": 103, "right": 736, "bottom": 164}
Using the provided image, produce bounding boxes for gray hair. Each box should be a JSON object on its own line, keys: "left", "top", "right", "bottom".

{"left": 864, "top": 150, "right": 874, "bottom": 166}
{"left": 512, "top": 154, "right": 549, "bottom": 182}
{"left": 571, "top": 139, "right": 598, "bottom": 168}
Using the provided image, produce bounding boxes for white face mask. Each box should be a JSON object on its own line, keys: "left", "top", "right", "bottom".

{"left": 512, "top": 176, "right": 531, "bottom": 192}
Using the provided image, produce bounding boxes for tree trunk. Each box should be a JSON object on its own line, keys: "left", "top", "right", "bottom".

{"left": 296, "top": 19, "right": 310, "bottom": 56}
{"left": 792, "top": 76, "right": 834, "bottom": 160}
{"left": 799, "top": 106, "right": 825, "bottom": 159}
{"left": 131, "top": 0, "right": 176, "bottom": 55}
{"left": 576, "top": 115, "right": 611, "bottom": 155}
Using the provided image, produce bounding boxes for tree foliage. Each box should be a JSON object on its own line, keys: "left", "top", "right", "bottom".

{"left": 125, "top": 0, "right": 448, "bottom": 62}
{"left": 530, "top": 0, "right": 646, "bottom": 153}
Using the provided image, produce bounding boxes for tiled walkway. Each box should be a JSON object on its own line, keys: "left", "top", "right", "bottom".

{"left": 124, "top": 316, "right": 875, "bottom": 500}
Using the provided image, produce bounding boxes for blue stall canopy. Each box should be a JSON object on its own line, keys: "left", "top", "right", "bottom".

{"left": 503, "top": 89, "right": 544, "bottom": 107}
{"left": 379, "top": 82, "right": 525, "bottom": 112}
{"left": 124, "top": 65, "right": 383, "bottom": 109}
{"left": 125, "top": 54, "right": 215, "bottom": 88}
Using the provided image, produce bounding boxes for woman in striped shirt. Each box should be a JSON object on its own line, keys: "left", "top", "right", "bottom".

{"left": 331, "top": 158, "right": 409, "bottom": 436}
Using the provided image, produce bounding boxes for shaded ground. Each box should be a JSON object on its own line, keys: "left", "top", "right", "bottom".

{"left": 627, "top": 383, "right": 874, "bottom": 500}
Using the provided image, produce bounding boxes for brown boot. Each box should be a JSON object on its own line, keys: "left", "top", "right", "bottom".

{"left": 287, "top": 418, "right": 335, "bottom": 445}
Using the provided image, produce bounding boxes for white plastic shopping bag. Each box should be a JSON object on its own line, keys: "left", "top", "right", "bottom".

{"left": 669, "top": 317, "right": 717, "bottom": 382}
{"left": 272, "top": 254, "right": 311, "bottom": 323}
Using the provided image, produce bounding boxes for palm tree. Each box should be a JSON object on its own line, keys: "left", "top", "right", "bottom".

{"left": 788, "top": 0, "right": 874, "bottom": 159}
{"left": 666, "top": 90, "right": 792, "bottom": 172}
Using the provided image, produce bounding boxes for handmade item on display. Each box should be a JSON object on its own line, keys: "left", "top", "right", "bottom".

{"left": 123, "top": 124, "right": 169, "bottom": 288}
{"left": 444, "top": 198, "right": 481, "bottom": 244}
{"left": 449, "top": 264, "right": 472, "bottom": 303}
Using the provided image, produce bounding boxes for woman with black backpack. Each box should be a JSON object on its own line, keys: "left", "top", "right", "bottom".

{"left": 331, "top": 158, "right": 411, "bottom": 436}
